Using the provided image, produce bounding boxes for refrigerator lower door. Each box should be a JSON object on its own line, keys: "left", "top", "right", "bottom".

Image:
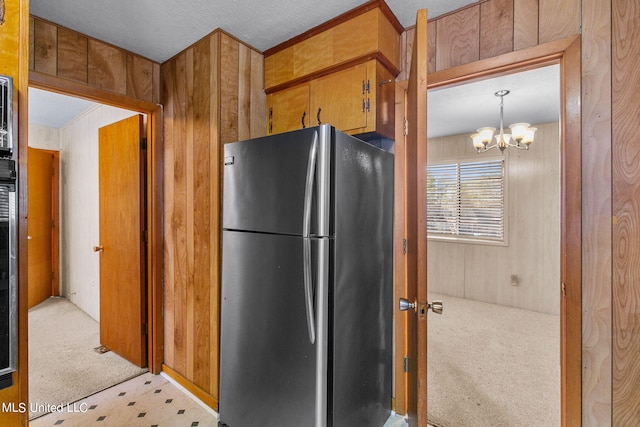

{"left": 220, "top": 231, "right": 318, "bottom": 427}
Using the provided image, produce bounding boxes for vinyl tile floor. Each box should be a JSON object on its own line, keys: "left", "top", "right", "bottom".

{"left": 29, "top": 371, "right": 409, "bottom": 427}
{"left": 29, "top": 372, "right": 217, "bottom": 427}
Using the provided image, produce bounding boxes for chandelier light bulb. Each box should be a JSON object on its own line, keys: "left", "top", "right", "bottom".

{"left": 471, "top": 90, "right": 535, "bottom": 153}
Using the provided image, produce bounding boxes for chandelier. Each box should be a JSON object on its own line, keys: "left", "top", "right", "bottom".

{"left": 471, "top": 90, "right": 537, "bottom": 153}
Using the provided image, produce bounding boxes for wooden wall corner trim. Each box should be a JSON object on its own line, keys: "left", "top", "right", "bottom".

{"left": 162, "top": 364, "right": 218, "bottom": 411}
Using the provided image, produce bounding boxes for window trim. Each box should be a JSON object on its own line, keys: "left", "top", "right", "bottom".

{"left": 426, "top": 155, "right": 508, "bottom": 246}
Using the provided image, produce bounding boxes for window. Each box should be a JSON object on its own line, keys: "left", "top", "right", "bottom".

{"left": 427, "top": 158, "right": 505, "bottom": 242}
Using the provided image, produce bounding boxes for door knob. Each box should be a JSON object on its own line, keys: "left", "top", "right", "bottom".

{"left": 399, "top": 298, "right": 417, "bottom": 312}
{"left": 93, "top": 245, "right": 104, "bottom": 252}
{"left": 399, "top": 298, "right": 444, "bottom": 315}
{"left": 428, "top": 300, "right": 444, "bottom": 315}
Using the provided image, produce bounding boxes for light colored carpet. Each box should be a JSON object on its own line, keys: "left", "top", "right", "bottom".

{"left": 28, "top": 297, "right": 147, "bottom": 419}
{"left": 427, "top": 293, "right": 560, "bottom": 427}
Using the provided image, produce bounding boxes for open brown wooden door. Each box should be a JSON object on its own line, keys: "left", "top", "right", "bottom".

{"left": 400, "top": 9, "right": 428, "bottom": 427}
{"left": 27, "top": 147, "right": 58, "bottom": 309}
{"left": 98, "top": 114, "right": 147, "bottom": 368}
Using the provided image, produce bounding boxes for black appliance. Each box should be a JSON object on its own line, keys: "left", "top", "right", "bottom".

{"left": 0, "top": 75, "right": 16, "bottom": 391}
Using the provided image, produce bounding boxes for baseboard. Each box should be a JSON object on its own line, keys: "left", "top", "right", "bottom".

{"left": 161, "top": 364, "right": 219, "bottom": 414}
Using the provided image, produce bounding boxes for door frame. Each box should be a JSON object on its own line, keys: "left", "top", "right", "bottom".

{"left": 410, "top": 35, "right": 582, "bottom": 425}
{"left": 27, "top": 71, "right": 164, "bottom": 374}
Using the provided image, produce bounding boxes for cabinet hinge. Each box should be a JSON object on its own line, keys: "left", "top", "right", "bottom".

{"left": 269, "top": 106, "right": 273, "bottom": 119}
{"left": 561, "top": 282, "right": 566, "bottom": 298}
{"left": 143, "top": 323, "right": 148, "bottom": 335}
{"left": 403, "top": 239, "right": 408, "bottom": 254}
{"left": 362, "top": 98, "right": 371, "bottom": 113}
{"left": 140, "top": 138, "right": 147, "bottom": 150}
{"left": 403, "top": 356, "right": 409, "bottom": 372}
{"left": 362, "top": 80, "right": 371, "bottom": 94}
{"left": 142, "top": 229, "right": 148, "bottom": 244}
{"left": 403, "top": 117, "right": 408, "bottom": 136}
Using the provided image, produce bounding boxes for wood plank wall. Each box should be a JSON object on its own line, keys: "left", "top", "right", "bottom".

{"left": 29, "top": 16, "right": 161, "bottom": 104}
{"left": 611, "top": 0, "right": 640, "bottom": 424}
{"left": 401, "top": 0, "right": 639, "bottom": 424}
{"left": 581, "top": 0, "right": 613, "bottom": 425}
{"left": 161, "top": 29, "right": 265, "bottom": 407}
{"left": 402, "top": 0, "right": 580, "bottom": 75}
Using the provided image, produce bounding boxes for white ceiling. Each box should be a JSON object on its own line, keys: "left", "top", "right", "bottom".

{"left": 27, "top": 0, "right": 560, "bottom": 138}
{"left": 428, "top": 64, "right": 560, "bottom": 138}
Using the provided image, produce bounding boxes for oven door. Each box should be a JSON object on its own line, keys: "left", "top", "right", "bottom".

{"left": 0, "top": 180, "right": 17, "bottom": 382}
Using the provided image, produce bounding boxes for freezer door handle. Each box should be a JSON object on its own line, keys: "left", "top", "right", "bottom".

{"left": 302, "top": 131, "right": 318, "bottom": 344}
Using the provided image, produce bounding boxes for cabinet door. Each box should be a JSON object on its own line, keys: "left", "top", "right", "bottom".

{"left": 267, "top": 84, "right": 310, "bottom": 134}
{"left": 310, "top": 63, "right": 368, "bottom": 133}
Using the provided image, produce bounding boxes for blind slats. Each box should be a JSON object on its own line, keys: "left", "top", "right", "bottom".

{"left": 427, "top": 159, "right": 504, "bottom": 240}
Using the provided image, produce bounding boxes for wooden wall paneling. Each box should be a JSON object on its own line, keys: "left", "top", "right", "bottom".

{"left": 184, "top": 46, "right": 196, "bottom": 383}
{"left": 57, "top": 27, "right": 88, "bottom": 82}
{"left": 513, "top": 0, "right": 539, "bottom": 50}
{"left": 30, "top": 17, "right": 161, "bottom": 106}
{"left": 171, "top": 51, "right": 189, "bottom": 377}
{"left": 29, "top": 16, "right": 35, "bottom": 71}
{"left": 250, "top": 49, "right": 266, "bottom": 139}
{"left": 435, "top": 5, "right": 480, "bottom": 70}
{"left": 192, "top": 37, "right": 212, "bottom": 392}
{"left": 33, "top": 19, "right": 57, "bottom": 75}
{"left": 209, "top": 31, "right": 221, "bottom": 400}
{"left": 161, "top": 29, "right": 263, "bottom": 407}
{"left": 538, "top": 0, "right": 581, "bottom": 45}
{"left": 480, "top": 0, "right": 514, "bottom": 59}
{"left": 612, "top": 0, "right": 640, "bottom": 424}
{"left": 580, "top": 0, "right": 612, "bottom": 423}
{"left": 88, "top": 39, "right": 127, "bottom": 94}
{"left": 152, "top": 62, "right": 161, "bottom": 104}
{"left": 220, "top": 34, "right": 239, "bottom": 144}
{"left": 127, "top": 53, "right": 154, "bottom": 103}
{"left": 162, "top": 57, "right": 176, "bottom": 370}
{"left": 427, "top": 21, "right": 437, "bottom": 74}
{"left": 237, "top": 43, "right": 252, "bottom": 142}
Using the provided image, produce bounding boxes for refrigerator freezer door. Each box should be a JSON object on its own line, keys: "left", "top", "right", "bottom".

{"left": 219, "top": 231, "right": 318, "bottom": 427}
{"left": 331, "top": 132, "right": 394, "bottom": 427}
{"left": 223, "top": 126, "right": 331, "bottom": 237}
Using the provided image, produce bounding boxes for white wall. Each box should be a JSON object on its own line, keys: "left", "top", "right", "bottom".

{"left": 57, "top": 105, "right": 139, "bottom": 322}
{"left": 28, "top": 123, "right": 60, "bottom": 151}
{"left": 427, "top": 122, "right": 560, "bottom": 315}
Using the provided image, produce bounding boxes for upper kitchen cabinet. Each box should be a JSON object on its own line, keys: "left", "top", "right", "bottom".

{"left": 264, "top": 0, "right": 402, "bottom": 139}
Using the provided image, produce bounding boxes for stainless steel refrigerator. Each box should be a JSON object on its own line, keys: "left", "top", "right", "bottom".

{"left": 219, "top": 124, "right": 393, "bottom": 427}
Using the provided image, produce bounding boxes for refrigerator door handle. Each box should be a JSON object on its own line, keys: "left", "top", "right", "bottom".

{"left": 302, "top": 130, "right": 318, "bottom": 344}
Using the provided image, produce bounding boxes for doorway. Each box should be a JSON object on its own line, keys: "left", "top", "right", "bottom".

{"left": 27, "top": 87, "right": 148, "bottom": 419}
{"left": 425, "top": 64, "right": 561, "bottom": 426}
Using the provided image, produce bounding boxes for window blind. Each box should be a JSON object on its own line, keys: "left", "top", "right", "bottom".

{"left": 427, "top": 159, "right": 504, "bottom": 241}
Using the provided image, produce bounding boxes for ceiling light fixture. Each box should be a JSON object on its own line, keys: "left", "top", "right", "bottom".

{"left": 471, "top": 90, "right": 537, "bottom": 153}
